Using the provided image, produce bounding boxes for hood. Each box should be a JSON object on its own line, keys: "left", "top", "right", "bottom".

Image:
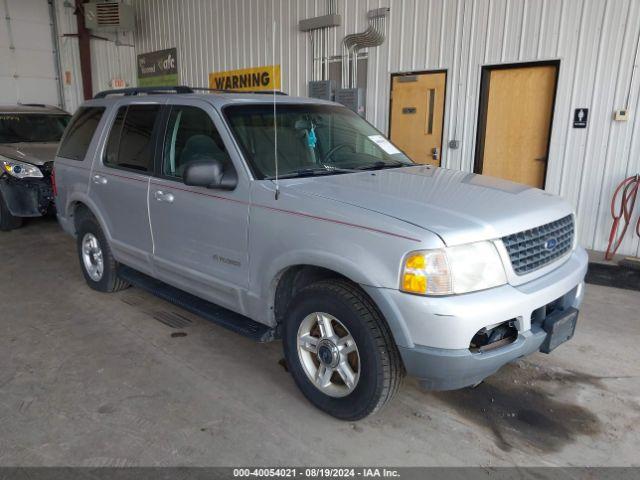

{"left": 285, "top": 166, "right": 573, "bottom": 246}
{"left": 0, "top": 143, "right": 58, "bottom": 166}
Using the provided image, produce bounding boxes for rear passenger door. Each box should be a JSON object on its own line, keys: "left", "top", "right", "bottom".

{"left": 148, "top": 100, "right": 250, "bottom": 312}
{"left": 90, "top": 103, "right": 162, "bottom": 274}
{"left": 55, "top": 106, "right": 107, "bottom": 225}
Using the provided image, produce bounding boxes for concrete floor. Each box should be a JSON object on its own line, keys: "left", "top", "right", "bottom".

{"left": 1, "top": 217, "right": 639, "bottom": 467}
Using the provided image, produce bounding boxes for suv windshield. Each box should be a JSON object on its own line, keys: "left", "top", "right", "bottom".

{"left": 0, "top": 113, "right": 71, "bottom": 143}
{"left": 224, "top": 104, "right": 413, "bottom": 179}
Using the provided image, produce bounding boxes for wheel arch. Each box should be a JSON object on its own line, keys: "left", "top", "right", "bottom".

{"left": 66, "top": 195, "right": 112, "bottom": 242}
{"left": 273, "top": 264, "right": 348, "bottom": 326}
{"left": 270, "top": 263, "right": 410, "bottom": 347}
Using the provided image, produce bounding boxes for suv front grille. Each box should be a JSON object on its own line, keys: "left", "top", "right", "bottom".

{"left": 502, "top": 215, "right": 574, "bottom": 275}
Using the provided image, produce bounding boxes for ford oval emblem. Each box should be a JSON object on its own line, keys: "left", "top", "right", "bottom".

{"left": 544, "top": 238, "right": 558, "bottom": 251}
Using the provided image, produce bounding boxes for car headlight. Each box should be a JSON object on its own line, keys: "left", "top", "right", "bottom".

{"left": 1, "top": 157, "right": 43, "bottom": 179}
{"left": 400, "top": 241, "right": 507, "bottom": 295}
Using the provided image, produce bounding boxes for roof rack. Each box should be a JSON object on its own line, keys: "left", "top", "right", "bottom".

{"left": 93, "top": 85, "right": 288, "bottom": 99}
{"left": 93, "top": 86, "right": 195, "bottom": 99}
{"left": 18, "top": 102, "right": 48, "bottom": 108}
{"left": 17, "top": 102, "right": 67, "bottom": 111}
{"left": 190, "top": 87, "right": 288, "bottom": 96}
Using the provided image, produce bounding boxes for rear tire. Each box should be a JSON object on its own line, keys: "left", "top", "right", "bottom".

{"left": 75, "top": 212, "right": 129, "bottom": 293}
{"left": 0, "top": 193, "right": 23, "bottom": 231}
{"left": 283, "top": 280, "right": 404, "bottom": 420}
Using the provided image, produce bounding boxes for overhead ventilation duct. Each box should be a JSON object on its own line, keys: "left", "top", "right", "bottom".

{"left": 83, "top": 1, "right": 135, "bottom": 32}
{"left": 341, "top": 7, "right": 389, "bottom": 89}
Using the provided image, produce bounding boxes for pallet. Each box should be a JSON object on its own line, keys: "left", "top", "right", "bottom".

{"left": 585, "top": 262, "right": 640, "bottom": 292}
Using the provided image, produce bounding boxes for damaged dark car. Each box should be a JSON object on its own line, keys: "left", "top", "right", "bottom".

{"left": 0, "top": 105, "right": 71, "bottom": 231}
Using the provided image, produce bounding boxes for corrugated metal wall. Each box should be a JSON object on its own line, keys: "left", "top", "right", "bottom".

{"left": 131, "top": 0, "right": 640, "bottom": 256}
{"left": 54, "top": 0, "right": 136, "bottom": 112}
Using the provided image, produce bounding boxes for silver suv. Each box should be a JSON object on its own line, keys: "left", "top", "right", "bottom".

{"left": 54, "top": 87, "right": 587, "bottom": 420}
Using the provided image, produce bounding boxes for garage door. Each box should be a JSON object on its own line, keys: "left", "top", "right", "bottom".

{"left": 0, "top": 0, "right": 60, "bottom": 106}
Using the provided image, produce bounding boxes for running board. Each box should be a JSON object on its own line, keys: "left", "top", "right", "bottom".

{"left": 118, "top": 266, "right": 276, "bottom": 342}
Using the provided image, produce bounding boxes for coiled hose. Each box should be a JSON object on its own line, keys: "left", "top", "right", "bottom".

{"left": 605, "top": 174, "right": 640, "bottom": 260}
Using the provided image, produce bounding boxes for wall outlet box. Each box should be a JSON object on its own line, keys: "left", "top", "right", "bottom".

{"left": 614, "top": 109, "right": 629, "bottom": 121}
{"left": 335, "top": 88, "right": 366, "bottom": 116}
{"left": 308, "top": 80, "right": 335, "bottom": 101}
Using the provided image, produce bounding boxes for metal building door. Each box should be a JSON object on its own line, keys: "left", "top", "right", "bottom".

{"left": 389, "top": 72, "right": 446, "bottom": 166}
{"left": 475, "top": 63, "right": 558, "bottom": 188}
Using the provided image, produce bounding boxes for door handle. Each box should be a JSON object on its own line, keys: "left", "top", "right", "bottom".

{"left": 431, "top": 147, "right": 440, "bottom": 160}
{"left": 154, "top": 190, "right": 175, "bottom": 203}
{"left": 92, "top": 174, "right": 107, "bottom": 185}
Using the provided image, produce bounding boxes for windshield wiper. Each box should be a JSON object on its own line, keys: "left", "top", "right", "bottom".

{"left": 322, "top": 165, "right": 361, "bottom": 173}
{"left": 266, "top": 164, "right": 363, "bottom": 180}
{"left": 266, "top": 167, "right": 343, "bottom": 180}
{"left": 356, "top": 160, "right": 409, "bottom": 170}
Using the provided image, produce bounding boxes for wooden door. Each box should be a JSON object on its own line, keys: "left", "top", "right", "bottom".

{"left": 389, "top": 72, "right": 446, "bottom": 166}
{"left": 476, "top": 64, "right": 558, "bottom": 188}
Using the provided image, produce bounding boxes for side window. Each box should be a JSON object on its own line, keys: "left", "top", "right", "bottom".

{"left": 104, "top": 107, "right": 126, "bottom": 166}
{"left": 57, "top": 107, "right": 105, "bottom": 160}
{"left": 162, "top": 106, "right": 231, "bottom": 179}
{"left": 104, "top": 104, "right": 160, "bottom": 173}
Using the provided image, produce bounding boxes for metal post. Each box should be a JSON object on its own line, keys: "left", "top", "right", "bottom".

{"left": 75, "top": 0, "right": 93, "bottom": 100}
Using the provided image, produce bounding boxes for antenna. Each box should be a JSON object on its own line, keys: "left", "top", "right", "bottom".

{"left": 272, "top": 20, "right": 280, "bottom": 200}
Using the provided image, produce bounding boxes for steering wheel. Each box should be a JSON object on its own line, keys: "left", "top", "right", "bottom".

{"left": 322, "top": 143, "right": 355, "bottom": 164}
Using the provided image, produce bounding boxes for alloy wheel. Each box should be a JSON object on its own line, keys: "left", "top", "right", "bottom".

{"left": 81, "top": 233, "right": 104, "bottom": 282}
{"left": 296, "top": 312, "right": 361, "bottom": 398}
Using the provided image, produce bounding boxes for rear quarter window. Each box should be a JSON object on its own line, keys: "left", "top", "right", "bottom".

{"left": 57, "top": 107, "right": 106, "bottom": 161}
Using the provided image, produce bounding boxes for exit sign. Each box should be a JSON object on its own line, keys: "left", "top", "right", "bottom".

{"left": 110, "top": 78, "right": 126, "bottom": 89}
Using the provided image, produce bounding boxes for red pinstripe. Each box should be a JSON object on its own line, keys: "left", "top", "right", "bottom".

{"left": 99, "top": 171, "right": 421, "bottom": 243}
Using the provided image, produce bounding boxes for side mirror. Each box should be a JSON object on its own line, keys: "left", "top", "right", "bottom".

{"left": 183, "top": 159, "right": 237, "bottom": 190}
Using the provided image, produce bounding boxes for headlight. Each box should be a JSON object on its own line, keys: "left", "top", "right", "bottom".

{"left": 400, "top": 241, "right": 507, "bottom": 295}
{"left": 1, "top": 157, "right": 43, "bottom": 179}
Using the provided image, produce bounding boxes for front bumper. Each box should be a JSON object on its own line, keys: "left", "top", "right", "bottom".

{"left": 0, "top": 176, "right": 54, "bottom": 217}
{"left": 363, "top": 247, "right": 588, "bottom": 390}
{"left": 399, "top": 325, "right": 548, "bottom": 390}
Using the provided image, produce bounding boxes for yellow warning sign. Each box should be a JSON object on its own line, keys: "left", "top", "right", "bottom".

{"left": 209, "top": 65, "right": 281, "bottom": 91}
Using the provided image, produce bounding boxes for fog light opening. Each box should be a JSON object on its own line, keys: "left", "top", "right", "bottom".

{"left": 470, "top": 320, "right": 518, "bottom": 352}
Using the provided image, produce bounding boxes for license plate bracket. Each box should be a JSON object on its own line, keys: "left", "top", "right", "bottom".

{"left": 540, "top": 307, "right": 578, "bottom": 354}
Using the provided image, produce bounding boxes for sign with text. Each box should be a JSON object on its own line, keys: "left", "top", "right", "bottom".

{"left": 137, "top": 48, "right": 178, "bottom": 87}
{"left": 110, "top": 78, "right": 126, "bottom": 89}
{"left": 573, "top": 108, "right": 589, "bottom": 128}
{"left": 209, "top": 65, "right": 281, "bottom": 91}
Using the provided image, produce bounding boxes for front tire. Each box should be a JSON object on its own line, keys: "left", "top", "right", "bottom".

{"left": 75, "top": 213, "right": 129, "bottom": 293}
{"left": 283, "top": 280, "right": 404, "bottom": 420}
{"left": 0, "top": 193, "right": 23, "bottom": 231}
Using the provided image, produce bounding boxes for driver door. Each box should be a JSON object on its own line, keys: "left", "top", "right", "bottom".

{"left": 148, "top": 99, "right": 250, "bottom": 312}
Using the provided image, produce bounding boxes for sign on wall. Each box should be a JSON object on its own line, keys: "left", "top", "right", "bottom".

{"left": 573, "top": 108, "right": 589, "bottom": 129}
{"left": 209, "top": 65, "right": 281, "bottom": 91}
{"left": 137, "top": 48, "right": 178, "bottom": 87}
{"left": 110, "top": 78, "right": 126, "bottom": 89}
